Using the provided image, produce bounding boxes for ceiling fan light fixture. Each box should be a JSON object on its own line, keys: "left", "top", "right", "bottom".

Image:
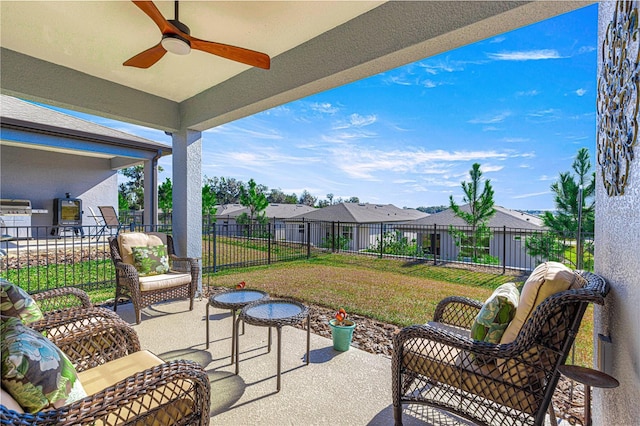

{"left": 161, "top": 34, "right": 191, "bottom": 55}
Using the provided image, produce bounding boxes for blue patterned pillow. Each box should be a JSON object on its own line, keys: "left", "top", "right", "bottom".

{"left": 1, "top": 316, "right": 87, "bottom": 413}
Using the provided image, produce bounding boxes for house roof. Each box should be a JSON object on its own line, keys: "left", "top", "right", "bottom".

{"left": 403, "top": 204, "right": 545, "bottom": 230}
{"left": 215, "top": 203, "right": 316, "bottom": 220}
{"left": 289, "top": 203, "right": 427, "bottom": 223}
{"left": 1, "top": 95, "right": 172, "bottom": 158}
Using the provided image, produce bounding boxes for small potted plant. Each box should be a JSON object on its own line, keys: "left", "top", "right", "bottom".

{"left": 328, "top": 308, "right": 356, "bottom": 351}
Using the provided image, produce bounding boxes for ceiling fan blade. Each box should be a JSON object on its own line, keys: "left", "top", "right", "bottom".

{"left": 131, "top": 0, "right": 181, "bottom": 34}
{"left": 189, "top": 37, "right": 271, "bottom": 69}
{"left": 123, "top": 43, "right": 167, "bottom": 68}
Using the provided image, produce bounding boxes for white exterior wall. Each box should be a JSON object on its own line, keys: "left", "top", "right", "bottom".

{"left": 593, "top": 2, "right": 640, "bottom": 424}
{"left": 0, "top": 145, "right": 118, "bottom": 237}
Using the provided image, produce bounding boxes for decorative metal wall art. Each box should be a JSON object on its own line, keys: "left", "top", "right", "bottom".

{"left": 597, "top": 0, "right": 640, "bottom": 196}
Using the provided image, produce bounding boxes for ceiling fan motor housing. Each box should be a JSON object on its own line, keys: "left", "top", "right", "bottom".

{"left": 162, "top": 20, "right": 191, "bottom": 54}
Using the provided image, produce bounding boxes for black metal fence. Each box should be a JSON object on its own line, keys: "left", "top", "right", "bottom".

{"left": 0, "top": 218, "right": 593, "bottom": 295}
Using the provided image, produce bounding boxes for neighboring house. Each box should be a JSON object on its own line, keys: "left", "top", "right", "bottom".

{"left": 0, "top": 95, "right": 171, "bottom": 238}
{"left": 288, "top": 203, "right": 428, "bottom": 251}
{"left": 397, "top": 205, "right": 546, "bottom": 270}
{"left": 215, "top": 203, "right": 316, "bottom": 241}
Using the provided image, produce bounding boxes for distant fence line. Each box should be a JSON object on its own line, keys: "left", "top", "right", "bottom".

{"left": 0, "top": 218, "right": 593, "bottom": 294}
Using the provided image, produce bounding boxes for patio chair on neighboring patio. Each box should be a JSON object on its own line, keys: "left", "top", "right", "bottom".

{"left": 97, "top": 205, "right": 123, "bottom": 238}
{"left": 108, "top": 232, "right": 199, "bottom": 323}
{"left": 1, "top": 300, "right": 210, "bottom": 425}
{"left": 392, "top": 263, "right": 609, "bottom": 426}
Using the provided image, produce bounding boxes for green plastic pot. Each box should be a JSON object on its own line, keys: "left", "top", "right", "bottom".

{"left": 329, "top": 319, "right": 356, "bottom": 351}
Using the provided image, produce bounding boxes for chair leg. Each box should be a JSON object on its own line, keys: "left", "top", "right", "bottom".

{"left": 393, "top": 403, "right": 403, "bottom": 426}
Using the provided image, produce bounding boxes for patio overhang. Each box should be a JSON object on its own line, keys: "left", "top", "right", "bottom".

{"left": 1, "top": 1, "right": 591, "bottom": 133}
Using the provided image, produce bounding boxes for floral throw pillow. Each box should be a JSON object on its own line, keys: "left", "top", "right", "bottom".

{"left": 0, "top": 316, "right": 87, "bottom": 413}
{"left": 1, "top": 279, "right": 44, "bottom": 325}
{"left": 131, "top": 245, "right": 170, "bottom": 276}
{"left": 470, "top": 282, "right": 519, "bottom": 344}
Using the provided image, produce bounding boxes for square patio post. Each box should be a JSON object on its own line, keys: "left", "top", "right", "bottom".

{"left": 171, "top": 129, "right": 203, "bottom": 294}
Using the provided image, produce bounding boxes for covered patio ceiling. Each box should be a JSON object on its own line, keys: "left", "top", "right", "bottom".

{"left": 1, "top": 1, "right": 590, "bottom": 134}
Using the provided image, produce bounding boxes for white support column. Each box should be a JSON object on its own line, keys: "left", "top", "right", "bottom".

{"left": 143, "top": 155, "right": 159, "bottom": 227}
{"left": 171, "top": 130, "right": 202, "bottom": 293}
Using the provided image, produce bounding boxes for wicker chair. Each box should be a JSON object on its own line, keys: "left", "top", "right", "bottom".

{"left": 392, "top": 270, "right": 608, "bottom": 426}
{"left": 108, "top": 232, "right": 199, "bottom": 323}
{"left": 1, "top": 306, "right": 211, "bottom": 425}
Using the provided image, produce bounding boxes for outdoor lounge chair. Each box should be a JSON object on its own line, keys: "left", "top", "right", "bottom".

{"left": 1, "top": 302, "right": 211, "bottom": 425}
{"left": 97, "top": 205, "right": 123, "bottom": 238}
{"left": 108, "top": 232, "right": 199, "bottom": 323}
{"left": 392, "top": 266, "right": 608, "bottom": 426}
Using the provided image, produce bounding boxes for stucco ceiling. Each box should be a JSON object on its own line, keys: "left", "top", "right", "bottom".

{"left": 1, "top": 1, "right": 591, "bottom": 133}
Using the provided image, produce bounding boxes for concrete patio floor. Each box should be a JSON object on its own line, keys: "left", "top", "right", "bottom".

{"left": 109, "top": 297, "right": 486, "bottom": 426}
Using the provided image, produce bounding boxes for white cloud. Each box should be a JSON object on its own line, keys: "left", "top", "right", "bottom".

{"left": 469, "top": 112, "right": 511, "bottom": 124}
{"left": 481, "top": 165, "right": 504, "bottom": 173}
{"left": 349, "top": 113, "right": 377, "bottom": 127}
{"left": 309, "top": 102, "right": 339, "bottom": 115}
{"left": 516, "top": 90, "right": 539, "bottom": 97}
{"left": 575, "top": 88, "right": 587, "bottom": 96}
{"left": 490, "top": 36, "right": 506, "bottom": 44}
{"left": 539, "top": 175, "right": 555, "bottom": 181}
{"left": 512, "top": 191, "right": 550, "bottom": 199}
{"left": 501, "top": 137, "right": 530, "bottom": 143}
{"left": 488, "top": 49, "right": 563, "bottom": 61}
{"left": 578, "top": 45, "right": 596, "bottom": 54}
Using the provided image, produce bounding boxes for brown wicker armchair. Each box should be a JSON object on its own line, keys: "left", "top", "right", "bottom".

{"left": 392, "top": 270, "right": 608, "bottom": 426}
{"left": 108, "top": 232, "right": 199, "bottom": 323}
{"left": 1, "top": 306, "right": 211, "bottom": 425}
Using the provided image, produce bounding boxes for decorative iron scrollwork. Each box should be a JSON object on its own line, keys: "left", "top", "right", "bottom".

{"left": 597, "top": 0, "right": 640, "bottom": 196}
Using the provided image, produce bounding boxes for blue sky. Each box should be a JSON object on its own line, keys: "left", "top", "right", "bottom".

{"left": 52, "top": 3, "right": 598, "bottom": 211}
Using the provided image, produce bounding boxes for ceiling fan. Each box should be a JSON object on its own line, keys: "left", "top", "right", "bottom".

{"left": 123, "top": 0, "right": 270, "bottom": 70}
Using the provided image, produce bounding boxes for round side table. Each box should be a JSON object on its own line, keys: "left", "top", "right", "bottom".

{"left": 206, "top": 289, "right": 268, "bottom": 363}
{"left": 558, "top": 365, "right": 619, "bottom": 426}
{"left": 235, "top": 299, "right": 310, "bottom": 392}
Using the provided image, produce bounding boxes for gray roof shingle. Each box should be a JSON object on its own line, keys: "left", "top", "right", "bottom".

{"left": 289, "top": 203, "right": 427, "bottom": 223}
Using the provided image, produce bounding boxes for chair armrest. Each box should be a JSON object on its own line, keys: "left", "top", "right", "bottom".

{"left": 114, "top": 260, "right": 140, "bottom": 278}
{"left": 32, "top": 287, "right": 92, "bottom": 313}
{"left": 433, "top": 296, "right": 483, "bottom": 329}
{"left": 0, "top": 360, "right": 211, "bottom": 426}
{"left": 29, "top": 307, "right": 141, "bottom": 372}
{"left": 170, "top": 254, "right": 200, "bottom": 273}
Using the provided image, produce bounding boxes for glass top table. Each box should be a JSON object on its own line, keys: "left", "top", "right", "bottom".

{"left": 205, "top": 289, "right": 269, "bottom": 362}
{"left": 235, "top": 299, "right": 310, "bottom": 392}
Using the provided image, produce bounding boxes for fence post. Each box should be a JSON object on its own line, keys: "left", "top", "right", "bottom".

{"left": 433, "top": 224, "right": 437, "bottom": 266}
{"left": 380, "top": 222, "right": 384, "bottom": 258}
{"left": 333, "top": 221, "right": 337, "bottom": 252}
{"left": 268, "top": 222, "right": 272, "bottom": 265}
{"left": 502, "top": 226, "right": 506, "bottom": 274}
{"left": 213, "top": 224, "right": 217, "bottom": 273}
{"left": 306, "top": 222, "right": 311, "bottom": 258}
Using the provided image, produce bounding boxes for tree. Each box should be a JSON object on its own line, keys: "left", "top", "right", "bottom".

{"left": 531, "top": 148, "right": 595, "bottom": 269}
{"left": 204, "top": 176, "right": 243, "bottom": 204}
{"left": 449, "top": 163, "right": 496, "bottom": 260}
{"left": 238, "top": 178, "right": 269, "bottom": 224}
{"left": 202, "top": 183, "right": 218, "bottom": 219}
{"left": 298, "top": 190, "right": 317, "bottom": 206}
{"left": 119, "top": 165, "right": 144, "bottom": 210}
{"left": 158, "top": 178, "right": 172, "bottom": 214}
{"left": 346, "top": 196, "right": 360, "bottom": 203}
{"left": 542, "top": 148, "right": 595, "bottom": 236}
{"left": 267, "top": 188, "right": 298, "bottom": 204}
